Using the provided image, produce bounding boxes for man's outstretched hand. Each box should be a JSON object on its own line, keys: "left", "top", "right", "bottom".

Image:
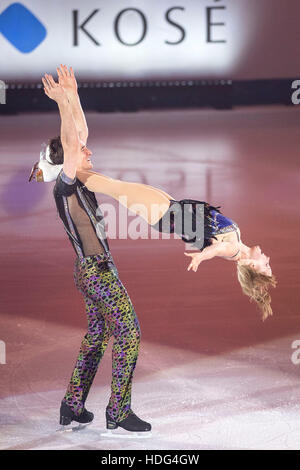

{"left": 42, "top": 73, "right": 66, "bottom": 103}
{"left": 57, "top": 64, "right": 78, "bottom": 97}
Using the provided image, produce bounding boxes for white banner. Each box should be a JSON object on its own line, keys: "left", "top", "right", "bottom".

{"left": 0, "top": 0, "right": 299, "bottom": 81}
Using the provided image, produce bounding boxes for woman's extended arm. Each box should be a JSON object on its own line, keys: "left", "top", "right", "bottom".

{"left": 185, "top": 241, "right": 240, "bottom": 272}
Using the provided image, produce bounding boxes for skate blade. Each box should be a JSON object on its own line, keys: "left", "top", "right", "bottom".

{"left": 56, "top": 422, "right": 92, "bottom": 433}
{"left": 100, "top": 429, "right": 152, "bottom": 439}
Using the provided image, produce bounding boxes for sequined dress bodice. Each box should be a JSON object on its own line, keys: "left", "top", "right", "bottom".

{"left": 208, "top": 209, "right": 240, "bottom": 242}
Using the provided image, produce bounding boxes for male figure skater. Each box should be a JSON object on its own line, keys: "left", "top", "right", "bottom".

{"left": 41, "top": 65, "right": 151, "bottom": 435}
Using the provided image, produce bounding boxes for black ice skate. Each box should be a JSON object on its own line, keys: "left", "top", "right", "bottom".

{"left": 101, "top": 408, "right": 152, "bottom": 438}
{"left": 57, "top": 401, "right": 94, "bottom": 432}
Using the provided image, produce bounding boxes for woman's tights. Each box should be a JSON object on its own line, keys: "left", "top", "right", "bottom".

{"left": 76, "top": 169, "right": 174, "bottom": 225}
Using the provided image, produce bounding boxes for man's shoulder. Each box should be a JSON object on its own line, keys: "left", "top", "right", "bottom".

{"left": 53, "top": 169, "right": 78, "bottom": 197}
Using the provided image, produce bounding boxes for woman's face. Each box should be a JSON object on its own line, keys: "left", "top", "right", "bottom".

{"left": 249, "top": 246, "right": 272, "bottom": 276}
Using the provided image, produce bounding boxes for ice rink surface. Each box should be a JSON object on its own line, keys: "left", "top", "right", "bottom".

{"left": 0, "top": 106, "right": 300, "bottom": 450}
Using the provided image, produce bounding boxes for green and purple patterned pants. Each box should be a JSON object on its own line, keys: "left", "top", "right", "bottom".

{"left": 62, "top": 253, "right": 141, "bottom": 422}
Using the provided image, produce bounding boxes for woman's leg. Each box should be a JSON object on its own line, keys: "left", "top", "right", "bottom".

{"left": 142, "top": 184, "right": 174, "bottom": 201}
{"left": 76, "top": 169, "right": 174, "bottom": 225}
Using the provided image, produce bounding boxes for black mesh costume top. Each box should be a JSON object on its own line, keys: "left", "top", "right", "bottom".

{"left": 53, "top": 169, "right": 117, "bottom": 272}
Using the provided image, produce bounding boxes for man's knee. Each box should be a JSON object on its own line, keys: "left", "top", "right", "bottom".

{"left": 83, "top": 331, "right": 106, "bottom": 350}
{"left": 117, "top": 321, "right": 141, "bottom": 346}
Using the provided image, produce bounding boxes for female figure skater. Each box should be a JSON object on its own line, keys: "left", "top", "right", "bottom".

{"left": 32, "top": 143, "right": 277, "bottom": 323}
{"left": 73, "top": 169, "right": 277, "bottom": 322}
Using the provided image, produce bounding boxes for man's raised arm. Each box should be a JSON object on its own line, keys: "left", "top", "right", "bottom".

{"left": 42, "top": 73, "right": 81, "bottom": 180}
{"left": 57, "top": 64, "right": 88, "bottom": 145}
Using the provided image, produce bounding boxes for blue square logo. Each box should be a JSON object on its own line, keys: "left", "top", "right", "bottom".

{"left": 0, "top": 2, "right": 47, "bottom": 53}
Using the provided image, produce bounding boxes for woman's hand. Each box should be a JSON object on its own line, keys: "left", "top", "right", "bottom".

{"left": 57, "top": 64, "right": 78, "bottom": 96}
{"left": 184, "top": 252, "right": 203, "bottom": 272}
{"left": 42, "top": 73, "right": 66, "bottom": 103}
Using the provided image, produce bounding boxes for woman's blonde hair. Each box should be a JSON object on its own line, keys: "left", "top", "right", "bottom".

{"left": 236, "top": 263, "right": 277, "bottom": 321}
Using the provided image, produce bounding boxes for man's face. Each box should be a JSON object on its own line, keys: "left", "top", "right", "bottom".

{"left": 79, "top": 141, "right": 93, "bottom": 170}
